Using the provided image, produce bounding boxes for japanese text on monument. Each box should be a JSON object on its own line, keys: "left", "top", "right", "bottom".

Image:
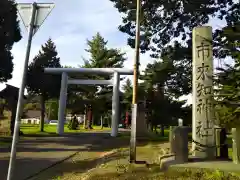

{"left": 195, "top": 40, "right": 213, "bottom": 138}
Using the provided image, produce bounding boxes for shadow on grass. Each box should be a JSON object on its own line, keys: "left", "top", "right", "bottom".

{"left": 22, "top": 132, "right": 59, "bottom": 137}
{"left": 3, "top": 153, "right": 237, "bottom": 180}
{"left": 2, "top": 130, "right": 237, "bottom": 180}
{"left": 30, "top": 153, "right": 133, "bottom": 180}
{"left": 0, "top": 151, "right": 137, "bottom": 180}
{"left": 0, "top": 132, "right": 166, "bottom": 178}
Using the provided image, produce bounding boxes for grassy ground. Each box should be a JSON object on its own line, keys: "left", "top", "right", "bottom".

{"left": 1, "top": 125, "right": 238, "bottom": 179}
{"left": 61, "top": 143, "right": 240, "bottom": 180}
{"left": 0, "top": 125, "right": 234, "bottom": 159}
{"left": 0, "top": 124, "right": 110, "bottom": 147}
{"left": 85, "top": 166, "right": 240, "bottom": 180}
{"left": 0, "top": 124, "right": 234, "bottom": 164}
{"left": 31, "top": 139, "right": 240, "bottom": 180}
{"left": 85, "top": 167, "right": 240, "bottom": 180}
{"left": 28, "top": 133, "right": 169, "bottom": 180}
{"left": 20, "top": 124, "right": 110, "bottom": 135}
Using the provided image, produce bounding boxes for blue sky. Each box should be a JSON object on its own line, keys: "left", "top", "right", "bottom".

{"left": 0, "top": 0, "right": 234, "bottom": 104}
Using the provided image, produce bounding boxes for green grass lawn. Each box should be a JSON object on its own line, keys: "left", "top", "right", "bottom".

{"left": 20, "top": 124, "right": 110, "bottom": 135}
{"left": 0, "top": 124, "right": 110, "bottom": 147}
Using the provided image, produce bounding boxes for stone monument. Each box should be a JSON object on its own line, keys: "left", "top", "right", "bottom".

{"left": 192, "top": 26, "right": 215, "bottom": 159}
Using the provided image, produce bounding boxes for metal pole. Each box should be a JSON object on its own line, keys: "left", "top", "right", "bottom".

{"left": 111, "top": 72, "right": 120, "bottom": 137}
{"left": 57, "top": 72, "right": 68, "bottom": 135}
{"left": 130, "top": 0, "right": 141, "bottom": 163}
{"left": 7, "top": 3, "right": 37, "bottom": 180}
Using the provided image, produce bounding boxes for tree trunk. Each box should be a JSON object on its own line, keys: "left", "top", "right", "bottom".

{"left": 148, "top": 116, "right": 154, "bottom": 132}
{"left": 40, "top": 95, "right": 45, "bottom": 132}
{"left": 100, "top": 116, "right": 103, "bottom": 129}
{"left": 86, "top": 105, "right": 93, "bottom": 129}
{"left": 160, "top": 124, "right": 164, "bottom": 137}
{"left": 83, "top": 114, "right": 86, "bottom": 128}
{"left": 108, "top": 116, "right": 111, "bottom": 128}
{"left": 83, "top": 104, "right": 87, "bottom": 128}
{"left": 10, "top": 103, "right": 17, "bottom": 135}
{"left": 154, "top": 125, "right": 158, "bottom": 134}
{"left": 125, "top": 111, "right": 129, "bottom": 128}
{"left": 0, "top": 104, "right": 4, "bottom": 117}
{"left": 48, "top": 102, "right": 52, "bottom": 119}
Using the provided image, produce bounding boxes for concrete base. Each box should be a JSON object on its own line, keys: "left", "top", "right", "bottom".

{"left": 160, "top": 156, "right": 240, "bottom": 173}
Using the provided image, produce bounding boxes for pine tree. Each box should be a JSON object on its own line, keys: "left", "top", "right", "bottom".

{"left": 215, "top": 57, "right": 240, "bottom": 128}
{"left": 26, "top": 38, "right": 62, "bottom": 132}
{"left": 122, "top": 79, "right": 133, "bottom": 110}
{"left": 0, "top": 0, "right": 22, "bottom": 82}
{"left": 213, "top": 22, "right": 240, "bottom": 129}
{"left": 140, "top": 57, "right": 188, "bottom": 134}
{"left": 81, "top": 32, "right": 126, "bottom": 129}
{"left": 110, "top": 0, "right": 239, "bottom": 58}
{"left": 110, "top": 0, "right": 239, "bottom": 104}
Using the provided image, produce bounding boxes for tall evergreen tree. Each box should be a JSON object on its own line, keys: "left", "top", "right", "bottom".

{"left": 78, "top": 33, "right": 126, "bottom": 129}
{"left": 110, "top": 0, "right": 239, "bottom": 58}
{"left": 0, "top": 0, "right": 22, "bottom": 82}
{"left": 85, "top": 32, "right": 125, "bottom": 69}
{"left": 140, "top": 57, "right": 188, "bottom": 134}
{"left": 215, "top": 53, "right": 240, "bottom": 128}
{"left": 110, "top": 0, "right": 239, "bottom": 100}
{"left": 122, "top": 78, "right": 145, "bottom": 110}
{"left": 122, "top": 78, "right": 133, "bottom": 111}
{"left": 212, "top": 22, "right": 240, "bottom": 129}
{"left": 26, "top": 38, "right": 62, "bottom": 132}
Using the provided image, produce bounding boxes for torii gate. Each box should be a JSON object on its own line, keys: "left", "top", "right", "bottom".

{"left": 44, "top": 68, "right": 133, "bottom": 137}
